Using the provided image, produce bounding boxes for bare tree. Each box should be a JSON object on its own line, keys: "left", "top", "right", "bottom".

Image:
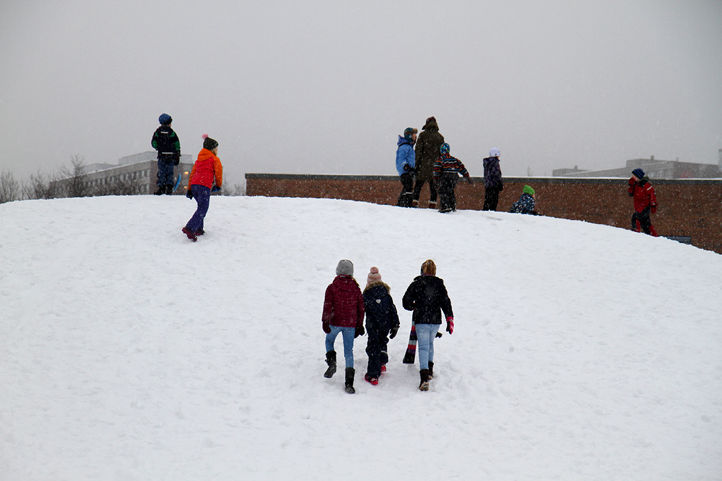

{"left": 0, "top": 171, "right": 20, "bottom": 203}
{"left": 58, "top": 155, "right": 90, "bottom": 198}
{"left": 92, "top": 177, "right": 145, "bottom": 196}
{"left": 23, "top": 171, "right": 62, "bottom": 199}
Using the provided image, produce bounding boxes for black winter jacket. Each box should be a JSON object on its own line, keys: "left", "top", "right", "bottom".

{"left": 402, "top": 275, "right": 453, "bottom": 325}
{"left": 363, "top": 283, "right": 400, "bottom": 333}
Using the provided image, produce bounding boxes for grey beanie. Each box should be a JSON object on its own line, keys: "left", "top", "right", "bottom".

{"left": 336, "top": 259, "right": 354, "bottom": 276}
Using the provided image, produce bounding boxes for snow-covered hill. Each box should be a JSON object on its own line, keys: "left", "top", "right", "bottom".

{"left": 2, "top": 196, "right": 721, "bottom": 481}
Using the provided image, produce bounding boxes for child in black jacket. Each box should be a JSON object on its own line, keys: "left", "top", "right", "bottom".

{"left": 363, "top": 267, "right": 400, "bottom": 385}
{"left": 151, "top": 113, "right": 181, "bottom": 195}
{"left": 402, "top": 260, "right": 454, "bottom": 391}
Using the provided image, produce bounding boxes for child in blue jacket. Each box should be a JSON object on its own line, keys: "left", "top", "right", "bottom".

{"left": 395, "top": 127, "right": 417, "bottom": 207}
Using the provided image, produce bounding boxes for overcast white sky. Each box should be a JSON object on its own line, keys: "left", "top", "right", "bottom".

{"left": 1, "top": 0, "right": 721, "bottom": 186}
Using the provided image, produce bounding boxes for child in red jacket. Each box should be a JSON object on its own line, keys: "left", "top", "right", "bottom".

{"left": 182, "top": 135, "right": 223, "bottom": 242}
{"left": 322, "top": 259, "right": 365, "bottom": 394}
{"left": 628, "top": 168, "right": 658, "bottom": 236}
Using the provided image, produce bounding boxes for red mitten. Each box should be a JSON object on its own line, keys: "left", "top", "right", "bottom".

{"left": 446, "top": 317, "right": 454, "bottom": 335}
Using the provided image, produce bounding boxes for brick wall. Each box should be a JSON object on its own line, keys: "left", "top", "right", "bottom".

{"left": 246, "top": 174, "right": 722, "bottom": 254}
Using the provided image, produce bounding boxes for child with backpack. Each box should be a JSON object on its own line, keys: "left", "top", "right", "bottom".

{"left": 182, "top": 135, "right": 222, "bottom": 242}
{"left": 151, "top": 113, "right": 181, "bottom": 195}
{"left": 322, "top": 260, "right": 365, "bottom": 394}
{"left": 362, "top": 267, "right": 400, "bottom": 385}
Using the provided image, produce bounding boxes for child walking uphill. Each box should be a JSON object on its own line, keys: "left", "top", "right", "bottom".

{"left": 322, "top": 260, "right": 365, "bottom": 394}
{"left": 363, "top": 267, "right": 400, "bottom": 385}
{"left": 402, "top": 260, "right": 454, "bottom": 391}
{"left": 182, "top": 135, "right": 223, "bottom": 242}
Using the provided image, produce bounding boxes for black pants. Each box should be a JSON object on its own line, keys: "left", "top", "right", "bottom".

{"left": 483, "top": 186, "right": 501, "bottom": 211}
{"left": 365, "top": 326, "right": 389, "bottom": 378}
{"left": 397, "top": 173, "right": 415, "bottom": 207}
{"left": 631, "top": 207, "right": 652, "bottom": 234}
{"left": 438, "top": 174, "right": 458, "bottom": 212}
{"left": 412, "top": 176, "right": 438, "bottom": 203}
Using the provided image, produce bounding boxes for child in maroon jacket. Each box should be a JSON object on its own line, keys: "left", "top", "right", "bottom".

{"left": 628, "top": 168, "right": 658, "bottom": 236}
{"left": 322, "top": 259, "right": 365, "bottom": 394}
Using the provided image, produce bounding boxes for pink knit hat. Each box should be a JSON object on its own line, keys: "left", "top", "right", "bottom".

{"left": 367, "top": 266, "right": 382, "bottom": 286}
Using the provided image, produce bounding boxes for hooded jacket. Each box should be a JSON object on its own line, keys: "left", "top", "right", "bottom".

{"left": 414, "top": 118, "right": 445, "bottom": 181}
{"left": 396, "top": 136, "right": 416, "bottom": 176}
{"left": 322, "top": 275, "right": 365, "bottom": 329}
{"left": 363, "top": 282, "right": 400, "bottom": 333}
{"left": 483, "top": 156, "right": 503, "bottom": 189}
{"left": 402, "top": 275, "right": 453, "bottom": 325}
{"left": 188, "top": 148, "right": 223, "bottom": 190}
{"left": 628, "top": 177, "right": 657, "bottom": 213}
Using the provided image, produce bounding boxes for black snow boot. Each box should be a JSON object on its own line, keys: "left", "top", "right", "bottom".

{"left": 419, "top": 369, "right": 430, "bottom": 391}
{"left": 428, "top": 361, "right": 434, "bottom": 380}
{"left": 345, "top": 367, "right": 356, "bottom": 394}
{"left": 154, "top": 186, "right": 164, "bottom": 195}
{"left": 165, "top": 184, "right": 174, "bottom": 195}
{"left": 324, "top": 350, "right": 337, "bottom": 378}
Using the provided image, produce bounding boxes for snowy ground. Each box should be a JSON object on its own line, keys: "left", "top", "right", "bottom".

{"left": 1, "top": 195, "right": 721, "bottom": 481}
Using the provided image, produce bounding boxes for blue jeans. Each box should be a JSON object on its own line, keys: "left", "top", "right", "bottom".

{"left": 415, "top": 323, "right": 440, "bottom": 370}
{"left": 325, "top": 326, "right": 355, "bottom": 368}
{"left": 185, "top": 185, "right": 211, "bottom": 233}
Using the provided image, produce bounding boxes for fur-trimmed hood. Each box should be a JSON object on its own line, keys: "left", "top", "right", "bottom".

{"left": 364, "top": 281, "right": 390, "bottom": 294}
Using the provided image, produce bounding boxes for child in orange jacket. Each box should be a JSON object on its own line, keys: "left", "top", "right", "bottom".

{"left": 182, "top": 135, "right": 223, "bottom": 242}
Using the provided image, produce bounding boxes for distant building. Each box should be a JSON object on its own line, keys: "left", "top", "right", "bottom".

{"left": 553, "top": 155, "right": 721, "bottom": 179}
{"left": 54, "top": 151, "right": 194, "bottom": 195}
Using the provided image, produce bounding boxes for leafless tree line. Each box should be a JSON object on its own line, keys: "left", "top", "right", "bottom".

{"left": 0, "top": 156, "right": 145, "bottom": 204}
{"left": 1, "top": 154, "right": 246, "bottom": 204}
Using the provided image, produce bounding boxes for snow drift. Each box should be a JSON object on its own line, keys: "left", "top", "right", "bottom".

{"left": 1, "top": 195, "right": 721, "bottom": 481}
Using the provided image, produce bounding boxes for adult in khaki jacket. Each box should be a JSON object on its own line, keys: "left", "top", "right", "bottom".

{"left": 412, "top": 116, "right": 445, "bottom": 208}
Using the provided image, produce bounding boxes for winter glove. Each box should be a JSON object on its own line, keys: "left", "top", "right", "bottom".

{"left": 322, "top": 321, "right": 331, "bottom": 334}
{"left": 355, "top": 325, "right": 365, "bottom": 338}
{"left": 651, "top": 205, "right": 657, "bottom": 214}
{"left": 186, "top": 190, "right": 193, "bottom": 199}
{"left": 466, "top": 177, "right": 473, "bottom": 185}
{"left": 403, "top": 163, "right": 412, "bottom": 172}
{"left": 628, "top": 177, "right": 636, "bottom": 186}
{"left": 389, "top": 325, "right": 399, "bottom": 339}
{"left": 446, "top": 317, "right": 454, "bottom": 335}
{"left": 436, "top": 332, "right": 443, "bottom": 338}
{"left": 211, "top": 185, "right": 221, "bottom": 193}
